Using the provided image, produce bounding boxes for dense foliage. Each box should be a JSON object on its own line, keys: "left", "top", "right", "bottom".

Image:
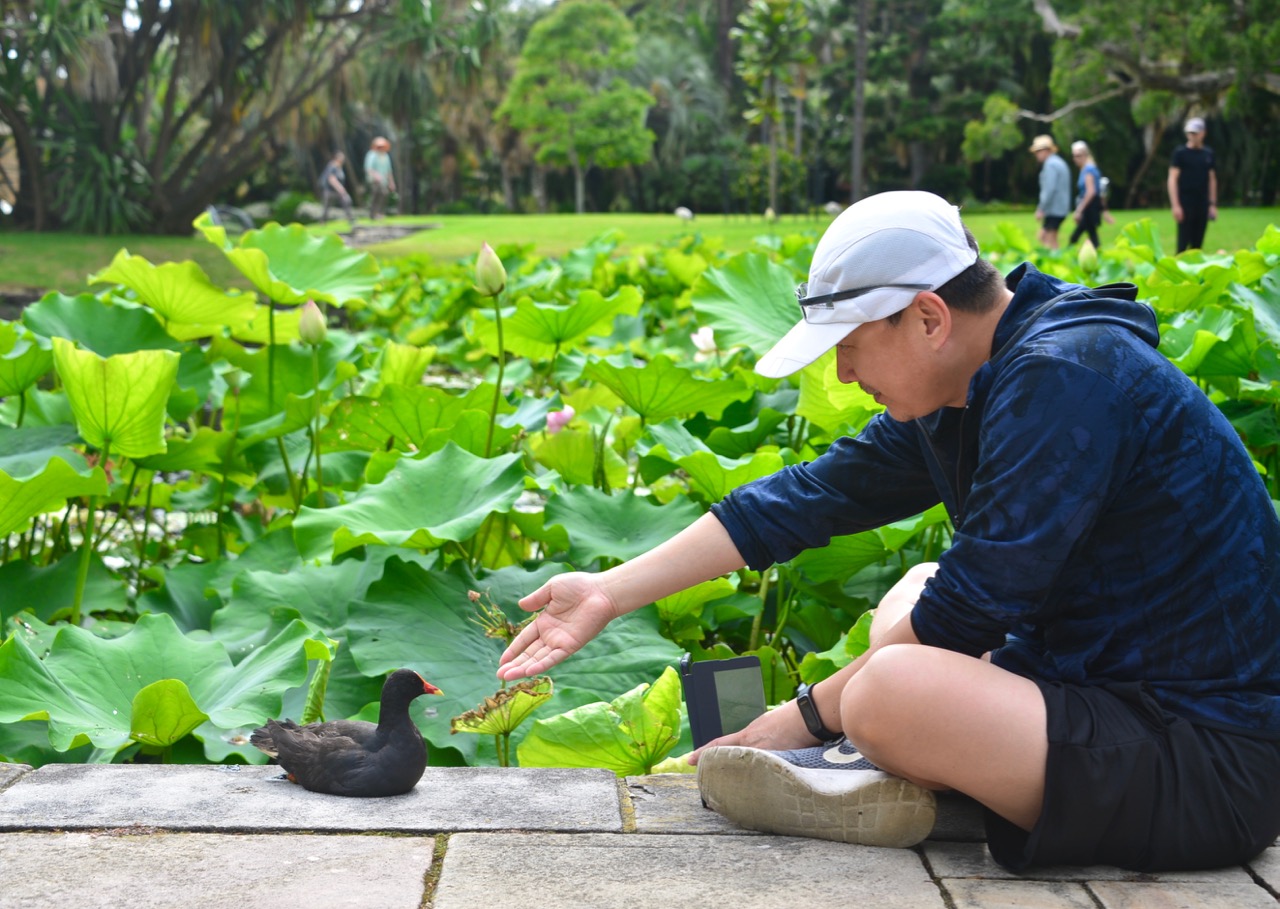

{"left": 1, "top": 215, "right": 1279, "bottom": 774}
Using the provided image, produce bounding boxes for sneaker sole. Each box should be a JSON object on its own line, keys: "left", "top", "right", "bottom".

{"left": 697, "top": 746, "right": 937, "bottom": 848}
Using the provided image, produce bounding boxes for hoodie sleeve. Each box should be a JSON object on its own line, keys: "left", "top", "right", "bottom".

{"left": 711, "top": 413, "right": 941, "bottom": 570}
{"left": 910, "top": 351, "right": 1146, "bottom": 656}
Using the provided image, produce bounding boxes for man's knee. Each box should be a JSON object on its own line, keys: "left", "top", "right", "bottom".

{"left": 839, "top": 644, "right": 936, "bottom": 743}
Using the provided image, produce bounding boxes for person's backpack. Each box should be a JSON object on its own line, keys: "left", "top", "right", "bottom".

{"left": 1099, "top": 175, "right": 1111, "bottom": 200}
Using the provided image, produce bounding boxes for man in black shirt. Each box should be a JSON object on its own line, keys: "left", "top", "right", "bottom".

{"left": 1167, "top": 117, "right": 1218, "bottom": 253}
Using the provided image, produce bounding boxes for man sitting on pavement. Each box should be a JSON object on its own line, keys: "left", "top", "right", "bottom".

{"left": 496, "top": 190, "right": 1280, "bottom": 871}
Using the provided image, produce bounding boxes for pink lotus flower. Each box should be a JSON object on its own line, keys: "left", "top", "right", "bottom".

{"left": 546, "top": 405, "right": 575, "bottom": 434}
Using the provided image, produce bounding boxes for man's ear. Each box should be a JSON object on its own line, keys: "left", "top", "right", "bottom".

{"left": 911, "top": 292, "right": 952, "bottom": 349}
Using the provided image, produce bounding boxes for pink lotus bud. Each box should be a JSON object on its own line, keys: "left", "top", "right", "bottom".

{"left": 475, "top": 242, "right": 507, "bottom": 297}
{"left": 298, "top": 300, "right": 327, "bottom": 346}
{"left": 546, "top": 405, "right": 575, "bottom": 434}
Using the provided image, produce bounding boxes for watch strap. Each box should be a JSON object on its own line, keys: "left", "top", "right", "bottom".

{"left": 795, "top": 682, "right": 840, "bottom": 742}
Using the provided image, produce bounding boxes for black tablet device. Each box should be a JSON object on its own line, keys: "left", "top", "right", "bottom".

{"left": 679, "top": 653, "right": 766, "bottom": 749}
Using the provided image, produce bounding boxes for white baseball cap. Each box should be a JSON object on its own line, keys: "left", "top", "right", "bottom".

{"left": 754, "top": 191, "right": 978, "bottom": 378}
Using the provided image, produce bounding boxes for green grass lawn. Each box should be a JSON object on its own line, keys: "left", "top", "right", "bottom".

{"left": 2, "top": 207, "right": 1276, "bottom": 297}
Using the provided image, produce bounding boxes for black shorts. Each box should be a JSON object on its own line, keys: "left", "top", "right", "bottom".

{"left": 1041, "top": 215, "right": 1065, "bottom": 231}
{"left": 985, "top": 680, "right": 1280, "bottom": 871}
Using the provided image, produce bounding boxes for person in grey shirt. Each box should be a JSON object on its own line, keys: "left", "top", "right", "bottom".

{"left": 1029, "top": 135, "right": 1070, "bottom": 249}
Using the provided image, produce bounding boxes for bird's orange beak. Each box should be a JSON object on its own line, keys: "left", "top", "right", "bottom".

{"left": 423, "top": 680, "right": 443, "bottom": 696}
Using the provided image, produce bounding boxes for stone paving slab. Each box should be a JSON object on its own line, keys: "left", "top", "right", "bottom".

{"left": 0, "top": 832, "right": 434, "bottom": 909}
{"left": 1246, "top": 843, "right": 1280, "bottom": 891}
{"left": 924, "top": 840, "right": 1257, "bottom": 884}
{"left": 433, "top": 831, "right": 943, "bottom": 909}
{"left": 0, "top": 764, "right": 622, "bottom": 834}
{"left": 0, "top": 762, "right": 30, "bottom": 791}
{"left": 625, "top": 774, "right": 759, "bottom": 835}
{"left": 943, "top": 879, "right": 1099, "bottom": 909}
{"left": 1087, "top": 881, "right": 1280, "bottom": 908}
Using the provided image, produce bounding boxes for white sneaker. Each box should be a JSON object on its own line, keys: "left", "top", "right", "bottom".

{"left": 697, "top": 745, "right": 937, "bottom": 848}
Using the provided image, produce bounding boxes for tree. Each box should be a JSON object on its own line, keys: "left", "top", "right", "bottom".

{"left": 731, "top": 0, "right": 813, "bottom": 214}
{"left": 497, "top": 0, "right": 655, "bottom": 214}
{"left": 0, "top": 0, "right": 399, "bottom": 234}
{"left": 962, "top": 94, "right": 1023, "bottom": 199}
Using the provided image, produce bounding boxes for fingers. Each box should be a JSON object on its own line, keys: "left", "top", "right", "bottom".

{"left": 498, "top": 616, "right": 543, "bottom": 674}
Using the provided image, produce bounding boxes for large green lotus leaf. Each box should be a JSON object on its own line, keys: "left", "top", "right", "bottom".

{"left": 0, "top": 424, "right": 83, "bottom": 475}
{"left": 228, "top": 303, "right": 305, "bottom": 345}
{"left": 130, "top": 679, "right": 209, "bottom": 748}
{"left": 132, "top": 427, "right": 250, "bottom": 482}
{"left": 293, "top": 443, "right": 526, "bottom": 560}
{"left": 517, "top": 666, "right": 682, "bottom": 776}
{"left": 1159, "top": 308, "right": 1239, "bottom": 374}
{"left": 321, "top": 385, "right": 491, "bottom": 453}
{"left": 88, "top": 250, "right": 258, "bottom": 331}
{"left": 529, "top": 427, "right": 629, "bottom": 489}
{"left": 690, "top": 252, "right": 798, "bottom": 356}
{"left": 0, "top": 322, "right": 53, "bottom": 395}
{"left": 0, "top": 456, "right": 108, "bottom": 537}
{"left": 377, "top": 341, "right": 436, "bottom": 388}
{"left": 22, "top": 293, "right": 181, "bottom": 356}
{"left": 0, "top": 613, "right": 324, "bottom": 751}
{"left": 348, "top": 558, "right": 681, "bottom": 764}
{"left": 640, "top": 420, "right": 784, "bottom": 502}
{"left": 584, "top": 355, "right": 751, "bottom": 422}
{"left": 136, "top": 560, "right": 225, "bottom": 632}
{"left": 471, "top": 286, "right": 644, "bottom": 360}
{"left": 543, "top": 486, "right": 703, "bottom": 564}
{"left": 789, "top": 532, "right": 891, "bottom": 584}
{"left": 451, "top": 676, "right": 554, "bottom": 736}
{"left": 213, "top": 555, "right": 395, "bottom": 645}
{"left": 0, "top": 552, "right": 128, "bottom": 625}
{"left": 52, "top": 339, "right": 180, "bottom": 459}
{"left": 196, "top": 217, "right": 379, "bottom": 307}
{"left": 797, "top": 353, "right": 881, "bottom": 433}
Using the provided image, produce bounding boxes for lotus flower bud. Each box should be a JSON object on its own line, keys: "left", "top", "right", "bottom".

{"left": 1078, "top": 239, "right": 1099, "bottom": 275}
{"left": 764, "top": 206, "right": 776, "bottom": 222}
{"left": 475, "top": 242, "right": 507, "bottom": 297}
{"left": 691, "top": 326, "right": 717, "bottom": 354}
{"left": 298, "top": 300, "right": 327, "bottom": 346}
{"left": 546, "top": 405, "right": 575, "bottom": 435}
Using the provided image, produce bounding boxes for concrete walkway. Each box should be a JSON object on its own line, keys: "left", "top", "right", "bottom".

{"left": 0, "top": 760, "right": 1276, "bottom": 908}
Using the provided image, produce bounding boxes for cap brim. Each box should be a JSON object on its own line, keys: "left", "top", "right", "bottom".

{"left": 754, "top": 318, "right": 862, "bottom": 378}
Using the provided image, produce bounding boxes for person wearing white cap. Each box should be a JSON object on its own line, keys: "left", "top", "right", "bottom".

{"left": 498, "top": 191, "right": 1280, "bottom": 871}
{"left": 1167, "top": 116, "right": 1218, "bottom": 252}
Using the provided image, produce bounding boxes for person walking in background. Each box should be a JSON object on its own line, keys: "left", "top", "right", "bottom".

{"left": 1067, "top": 140, "right": 1103, "bottom": 250}
{"left": 364, "top": 136, "right": 396, "bottom": 221}
{"left": 319, "top": 150, "right": 353, "bottom": 224}
{"left": 1029, "top": 135, "right": 1070, "bottom": 250}
{"left": 1168, "top": 117, "right": 1218, "bottom": 253}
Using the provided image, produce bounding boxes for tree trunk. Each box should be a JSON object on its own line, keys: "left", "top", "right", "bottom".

{"left": 851, "top": 0, "right": 869, "bottom": 203}
{"left": 1126, "top": 119, "right": 1166, "bottom": 209}
{"left": 533, "top": 166, "right": 548, "bottom": 214}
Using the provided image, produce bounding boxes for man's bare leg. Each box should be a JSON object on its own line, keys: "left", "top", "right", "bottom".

{"left": 852, "top": 563, "right": 1048, "bottom": 831}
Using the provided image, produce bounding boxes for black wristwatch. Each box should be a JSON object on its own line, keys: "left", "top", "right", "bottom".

{"left": 795, "top": 682, "right": 840, "bottom": 742}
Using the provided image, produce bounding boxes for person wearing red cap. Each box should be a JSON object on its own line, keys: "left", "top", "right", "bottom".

{"left": 1168, "top": 117, "right": 1218, "bottom": 253}
{"left": 364, "top": 136, "right": 396, "bottom": 221}
{"left": 497, "top": 190, "right": 1280, "bottom": 872}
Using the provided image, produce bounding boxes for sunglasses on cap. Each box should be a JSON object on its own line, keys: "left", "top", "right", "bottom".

{"left": 796, "top": 282, "right": 931, "bottom": 324}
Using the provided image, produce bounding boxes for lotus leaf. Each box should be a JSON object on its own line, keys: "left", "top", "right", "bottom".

{"left": 542, "top": 486, "right": 702, "bottom": 565}
{"left": 0, "top": 322, "right": 53, "bottom": 396}
{"left": 517, "top": 666, "right": 683, "bottom": 776}
{"left": 88, "top": 250, "right": 257, "bottom": 331}
{"left": 0, "top": 613, "right": 328, "bottom": 752}
{"left": 53, "top": 339, "right": 180, "bottom": 459}
{"left": 23, "top": 293, "right": 181, "bottom": 356}
{"left": 584, "top": 355, "right": 751, "bottom": 422}
{"left": 689, "top": 252, "right": 798, "bottom": 356}
{"left": 196, "top": 217, "right": 379, "bottom": 307}
{"left": 471, "top": 286, "right": 644, "bottom": 360}
{"left": 292, "top": 442, "right": 527, "bottom": 560}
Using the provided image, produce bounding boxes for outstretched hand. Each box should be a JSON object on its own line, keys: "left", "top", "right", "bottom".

{"left": 497, "top": 572, "right": 620, "bottom": 680}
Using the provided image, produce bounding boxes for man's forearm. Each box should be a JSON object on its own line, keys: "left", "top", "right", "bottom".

{"left": 597, "top": 512, "right": 746, "bottom": 614}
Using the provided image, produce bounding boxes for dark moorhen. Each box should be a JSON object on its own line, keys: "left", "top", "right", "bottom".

{"left": 250, "top": 669, "right": 443, "bottom": 797}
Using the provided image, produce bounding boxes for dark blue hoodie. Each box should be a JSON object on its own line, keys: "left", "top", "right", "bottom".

{"left": 712, "top": 264, "right": 1280, "bottom": 737}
